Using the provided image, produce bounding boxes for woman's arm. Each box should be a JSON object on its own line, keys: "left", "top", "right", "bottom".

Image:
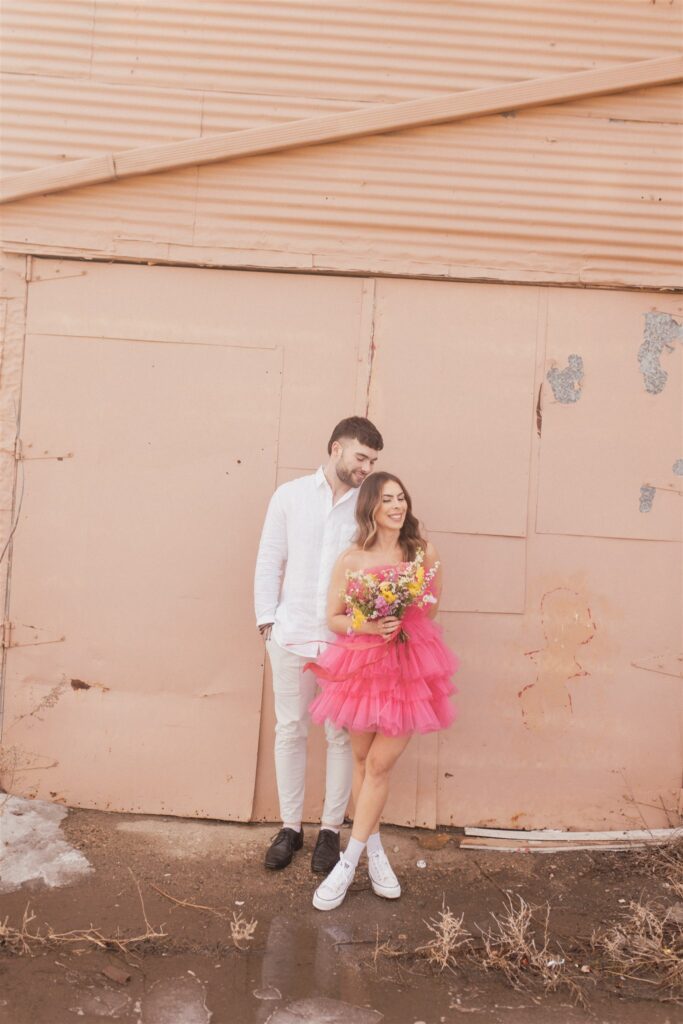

{"left": 326, "top": 552, "right": 353, "bottom": 636}
{"left": 423, "top": 541, "right": 442, "bottom": 619}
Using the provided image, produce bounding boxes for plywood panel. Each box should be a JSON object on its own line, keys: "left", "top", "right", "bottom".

{"left": 368, "top": 278, "right": 538, "bottom": 536}
{"left": 433, "top": 532, "right": 526, "bottom": 613}
{"left": 3, "top": 331, "right": 281, "bottom": 819}
{"left": 437, "top": 532, "right": 682, "bottom": 829}
{"left": 25, "top": 259, "right": 371, "bottom": 469}
{"left": 537, "top": 289, "right": 683, "bottom": 541}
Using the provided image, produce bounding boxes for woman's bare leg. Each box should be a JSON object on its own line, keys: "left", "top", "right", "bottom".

{"left": 350, "top": 733, "right": 412, "bottom": 843}
{"left": 350, "top": 731, "right": 374, "bottom": 813}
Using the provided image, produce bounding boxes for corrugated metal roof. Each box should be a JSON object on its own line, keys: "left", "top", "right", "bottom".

{"left": 1, "top": 1, "right": 681, "bottom": 287}
{"left": 0, "top": 73, "right": 365, "bottom": 175}
{"left": 3, "top": 1, "right": 682, "bottom": 103}
{"left": 2, "top": 1, "right": 681, "bottom": 176}
{"left": 2, "top": 98, "right": 681, "bottom": 288}
{"left": 191, "top": 107, "right": 682, "bottom": 272}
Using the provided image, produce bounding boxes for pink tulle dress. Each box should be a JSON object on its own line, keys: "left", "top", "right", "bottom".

{"left": 307, "top": 564, "right": 459, "bottom": 737}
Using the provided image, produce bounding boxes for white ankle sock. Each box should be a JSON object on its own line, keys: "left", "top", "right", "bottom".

{"left": 282, "top": 822, "right": 301, "bottom": 833}
{"left": 321, "top": 825, "right": 340, "bottom": 835}
{"left": 366, "top": 832, "right": 383, "bottom": 855}
{"left": 343, "top": 836, "right": 366, "bottom": 868}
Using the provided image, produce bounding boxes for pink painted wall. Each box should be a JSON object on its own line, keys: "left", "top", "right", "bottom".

{"left": 1, "top": 259, "right": 680, "bottom": 830}
{"left": 0, "top": 2, "right": 681, "bottom": 829}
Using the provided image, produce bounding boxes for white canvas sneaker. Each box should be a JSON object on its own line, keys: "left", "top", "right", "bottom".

{"left": 368, "top": 849, "right": 401, "bottom": 899}
{"left": 312, "top": 857, "right": 355, "bottom": 911}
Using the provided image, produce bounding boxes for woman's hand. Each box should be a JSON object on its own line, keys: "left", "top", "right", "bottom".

{"left": 363, "top": 616, "right": 401, "bottom": 638}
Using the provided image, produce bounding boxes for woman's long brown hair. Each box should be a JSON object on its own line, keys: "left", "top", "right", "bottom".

{"left": 355, "top": 472, "right": 427, "bottom": 561}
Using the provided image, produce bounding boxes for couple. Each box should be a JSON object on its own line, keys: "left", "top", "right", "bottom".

{"left": 254, "top": 417, "right": 458, "bottom": 911}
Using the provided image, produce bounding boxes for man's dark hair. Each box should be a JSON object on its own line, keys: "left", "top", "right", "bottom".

{"left": 327, "top": 416, "right": 384, "bottom": 455}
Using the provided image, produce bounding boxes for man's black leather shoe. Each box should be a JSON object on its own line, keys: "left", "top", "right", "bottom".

{"left": 264, "top": 827, "right": 304, "bottom": 870}
{"left": 311, "top": 828, "right": 341, "bottom": 874}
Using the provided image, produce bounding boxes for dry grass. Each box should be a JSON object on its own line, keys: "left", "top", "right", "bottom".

{"left": 593, "top": 899, "right": 683, "bottom": 994}
{"left": 0, "top": 871, "right": 166, "bottom": 961}
{"left": 371, "top": 928, "right": 410, "bottom": 968}
{"left": 415, "top": 900, "right": 474, "bottom": 973}
{"left": 369, "top": 895, "right": 583, "bottom": 1002}
{"left": 151, "top": 882, "right": 257, "bottom": 951}
{"left": 229, "top": 910, "right": 257, "bottom": 950}
{"left": 644, "top": 833, "right": 683, "bottom": 899}
{"left": 477, "top": 895, "right": 584, "bottom": 1004}
{"left": 0, "top": 903, "right": 166, "bottom": 960}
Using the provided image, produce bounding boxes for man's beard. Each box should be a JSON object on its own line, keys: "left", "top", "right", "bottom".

{"left": 335, "top": 462, "right": 358, "bottom": 487}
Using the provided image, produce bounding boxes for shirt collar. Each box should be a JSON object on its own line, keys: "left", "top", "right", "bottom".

{"left": 315, "top": 466, "right": 357, "bottom": 506}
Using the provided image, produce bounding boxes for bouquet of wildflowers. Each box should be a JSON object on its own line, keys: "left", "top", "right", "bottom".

{"left": 344, "top": 549, "right": 439, "bottom": 640}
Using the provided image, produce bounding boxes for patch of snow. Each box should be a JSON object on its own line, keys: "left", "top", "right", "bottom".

{"left": 0, "top": 794, "right": 92, "bottom": 893}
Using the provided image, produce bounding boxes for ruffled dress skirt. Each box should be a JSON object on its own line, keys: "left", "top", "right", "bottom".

{"left": 307, "top": 606, "right": 458, "bottom": 737}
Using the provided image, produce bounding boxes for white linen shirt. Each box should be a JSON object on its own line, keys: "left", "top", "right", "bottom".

{"left": 254, "top": 467, "right": 358, "bottom": 657}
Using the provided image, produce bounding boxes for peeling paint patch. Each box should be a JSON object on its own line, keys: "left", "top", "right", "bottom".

{"left": 639, "top": 485, "right": 656, "bottom": 513}
{"left": 70, "top": 678, "right": 109, "bottom": 693}
{"left": 546, "top": 354, "right": 583, "bottom": 403}
{"left": 638, "top": 312, "right": 683, "bottom": 394}
{"left": 520, "top": 588, "right": 596, "bottom": 733}
{"left": 673, "top": 459, "right": 683, "bottom": 476}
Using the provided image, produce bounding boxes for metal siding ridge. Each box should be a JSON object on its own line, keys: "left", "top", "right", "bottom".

{"left": 2, "top": 55, "right": 682, "bottom": 203}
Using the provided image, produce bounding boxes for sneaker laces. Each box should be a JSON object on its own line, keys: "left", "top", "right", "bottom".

{"left": 322, "top": 857, "right": 354, "bottom": 892}
{"left": 369, "top": 850, "right": 394, "bottom": 883}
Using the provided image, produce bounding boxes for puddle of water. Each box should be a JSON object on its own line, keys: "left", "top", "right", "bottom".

{"left": 253, "top": 987, "right": 282, "bottom": 1001}
{"left": 142, "top": 976, "right": 211, "bottom": 1024}
{"left": 265, "top": 997, "right": 383, "bottom": 1023}
{"left": 68, "top": 988, "right": 132, "bottom": 1019}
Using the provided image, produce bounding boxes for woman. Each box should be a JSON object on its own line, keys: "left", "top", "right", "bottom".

{"left": 307, "top": 472, "right": 458, "bottom": 911}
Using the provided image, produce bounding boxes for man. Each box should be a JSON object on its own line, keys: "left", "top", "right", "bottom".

{"left": 254, "top": 416, "right": 384, "bottom": 872}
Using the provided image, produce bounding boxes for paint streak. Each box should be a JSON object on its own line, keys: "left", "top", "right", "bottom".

{"left": 637, "top": 312, "right": 683, "bottom": 395}
{"left": 546, "top": 354, "right": 583, "bottom": 403}
{"left": 520, "top": 588, "right": 596, "bottom": 733}
{"left": 639, "top": 485, "right": 656, "bottom": 513}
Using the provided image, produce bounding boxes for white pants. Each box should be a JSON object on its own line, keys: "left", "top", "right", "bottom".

{"left": 266, "top": 636, "right": 352, "bottom": 828}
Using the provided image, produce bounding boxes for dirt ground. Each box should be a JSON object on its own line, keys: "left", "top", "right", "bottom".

{"left": 1, "top": 807, "right": 681, "bottom": 1024}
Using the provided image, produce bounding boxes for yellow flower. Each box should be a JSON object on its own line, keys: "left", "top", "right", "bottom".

{"left": 416, "top": 566, "right": 425, "bottom": 586}
{"left": 379, "top": 584, "right": 397, "bottom": 604}
{"left": 351, "top": 607, "right": 366, "bottom": 631}
{"left": 407, "top": 581, "right": 422, "bottom": 596}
